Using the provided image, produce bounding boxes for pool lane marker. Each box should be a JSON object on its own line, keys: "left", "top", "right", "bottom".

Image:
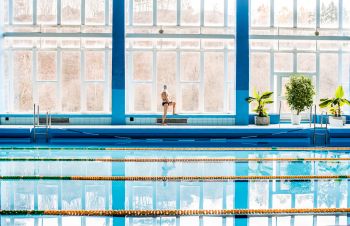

{"left": 0, "top": 157, "right": 350, "bottom": 162}
{"left": 1, "top": 208, "right": 350, "bottom": 216}
{"left": 0, "top": 175, "right": 349, "bottom": 181}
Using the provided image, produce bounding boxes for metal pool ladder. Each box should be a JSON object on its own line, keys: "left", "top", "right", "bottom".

{"left": 312, "top": 105, "right": 329, "bottom": 146}
{"left": 33, "top": 104, "right": 51, "bottom": 143}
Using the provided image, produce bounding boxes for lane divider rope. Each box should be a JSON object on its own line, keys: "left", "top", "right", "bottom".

{"left": 0, "top": 175, "right": 349, "bottom": 181}
{"left": 0, "top": 157, "right": 349, "bottom": 162}
{"left": 0, "top": 147, "right": 350, "bottom": 151}
{"left": 1, "top": 208, "right": 350, "bottom": 216}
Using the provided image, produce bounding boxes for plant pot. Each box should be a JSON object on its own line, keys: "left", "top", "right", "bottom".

{"left": 329, "top": 116, "right": 346, "bottom": 127}
{"left": 291, "top": 114, "right": 301, "bottom": 125}
{"left": 255, "top": 116, "right": 270, "bottom": 126}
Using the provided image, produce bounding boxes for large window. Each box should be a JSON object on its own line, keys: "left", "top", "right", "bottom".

{"left": 126, "top": 0, "right": 236, "bottom": 114}
{"left": 250, "top": 0, "right": 350, "bottom": 116}
{"left": 0, "top": 0, "right": 112, "bottom": 113}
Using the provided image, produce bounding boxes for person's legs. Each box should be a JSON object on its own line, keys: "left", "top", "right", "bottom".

{"left": 169, "top": 102, "right": 176, "bottom": 115}
{"left": 162, "top": 104, "right": 168, "bottom": 125}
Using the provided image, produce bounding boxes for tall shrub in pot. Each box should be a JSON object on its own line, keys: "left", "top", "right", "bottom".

{"left": 246, "top": 89, "right": 274, "bottom": 126}
{"left": 285, "top": 75, "right": 315, "bottom": 125}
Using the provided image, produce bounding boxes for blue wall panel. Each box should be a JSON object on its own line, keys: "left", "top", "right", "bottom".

{"left": 235, "top": 0, "right": 250, "bottom": 125}
{"left": 112, "top": 0, "right": 126, "bottom": 125}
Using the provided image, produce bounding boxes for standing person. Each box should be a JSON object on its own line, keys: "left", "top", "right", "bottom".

{"left": 161, "top": 85, "right": 176, "bottom": 125}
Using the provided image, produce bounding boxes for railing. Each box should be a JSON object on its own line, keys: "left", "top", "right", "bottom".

{"left": 33, "top": 104, "right": 51, "bottom": 143}
{"left": 312, "top": 105, "right": 329, "bottom": 146}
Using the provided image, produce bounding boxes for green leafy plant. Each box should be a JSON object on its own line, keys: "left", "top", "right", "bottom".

{"left": 319, "top": 86, "right": 350, "bottom": 117}
{"left": 246, "top": 89, "right": 273, "bottom": 117}
{"left": 285, "top": 75, "right": 315, "bottom": 115}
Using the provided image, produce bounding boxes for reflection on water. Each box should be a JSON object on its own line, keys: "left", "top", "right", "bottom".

{"left": 0, "top": 150, "right": 349, "bottom": 226}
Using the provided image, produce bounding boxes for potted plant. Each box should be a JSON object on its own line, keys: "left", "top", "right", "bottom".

{"left": 285, "top": 75, "right": 315, "bottom": 125}
{"left": 319, "top": 86, "right": 350, "bottom": 127}
{"left": 246, "top": 89, "right": 274, "bottom": 126}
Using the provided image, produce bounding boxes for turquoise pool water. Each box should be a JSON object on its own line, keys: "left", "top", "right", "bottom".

{"left": 0, "top": 147, "right": 349, "bottom": 226}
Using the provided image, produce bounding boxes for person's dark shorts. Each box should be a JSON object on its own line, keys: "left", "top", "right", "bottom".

{"left": 162, "top": 102, "right": 173, "bottom": 106}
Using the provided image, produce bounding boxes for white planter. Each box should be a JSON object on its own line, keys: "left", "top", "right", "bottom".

{"left": 255, "top": 116, "right": 270, "bottom": 126}
{"left": 291, "top": 114, "right": 301, "bottom": 125}
{"left": 329, "top": 116, "right": 346, "bottom": 127}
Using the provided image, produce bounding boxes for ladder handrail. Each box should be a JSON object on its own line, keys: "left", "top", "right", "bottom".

{"left": 33, "top": 104, "right": 50, "bottom": 142}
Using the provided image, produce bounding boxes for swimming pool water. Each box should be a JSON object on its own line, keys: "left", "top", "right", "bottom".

{"left": 0, "top": 147, "right": 349, "bottom": 226}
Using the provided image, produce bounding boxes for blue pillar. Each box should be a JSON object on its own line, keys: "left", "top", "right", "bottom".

{"left": 112, "top": 162, "right": 126, "bottom": 226}
{"left": 234, "top": 153, "right": 249, "bottom": 226}
{"left": 235, "top": 0, "right": 250, "bottom": 125}
{"left": 0, "top": 11, "right": 4, "bottom": 113}
{"left": 112, "top": 0, "right": 126, "bottom": 125}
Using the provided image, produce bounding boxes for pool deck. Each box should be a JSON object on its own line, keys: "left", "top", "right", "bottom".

{"left": 0, "top": 124, "right": 348, "bottom": 147}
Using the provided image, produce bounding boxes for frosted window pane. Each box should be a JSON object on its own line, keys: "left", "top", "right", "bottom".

{"left": 181, "top": 0, "right": 200, "bottom": 25}
{"left": 344, "top": 1, "right": 350, "bottom": 28}
{"left": 228, "top": 0, "right": 236, "bottom": 27}
{"left": 134, "top": 84, "right": 152, "bottom": 112}
{"left": 38, "top": 51, "right": 56, "bottom": 81}
{"left": 251, "top": 0, "right": 270, "bottom": 27}
{"left": 38, "top": 83, "right": 58, "bottom": 112}
{"left": 157, "top": 0, "right": 177, "bottom": 25}
{"left": 297, "top": 1, "right": 316, "bottom": 27}
{"left": 274, "top": 0, "right": 293, "bottom": 27}
{"left": 62, "top": 0, "right": 81, "bottom": 25}
{"left": 13, "top": 0, "right": 33, "bottom": 24}
{"left": 37, "top": 0, "right": 57, "bottom": 24}
{"left": 228, "top": 52, "right": 236, "bottom": 82}
{"left": 85, "top": 0, "right": 105, "bottom": 25}
{"left": 204, "top": 0, "right": 224, "bottom": 26}
{"left": 274, "top": 53, "right": 293, "bottom": 72}
{"left": 320, "top": 54, "right": 338, "bottom": 100}
{"left": 297, "top": 53, "right": 316, "bottom": 72}
{"left": 181, "top": 84, "right": 199, "bottom": 112}
{"left": 3, "top": 0, "right": 9, "bottom": 24}
{"left": 14, "top": 51, "right": 33, "bottom": 112}
{"left": 157, "top": 52, "right": 177, "bottom": 112}
{"left": 86, "top": 83, "right": 104, "bottom": 112}
{"left": 342, "top": 54, "right": 350, "bottom": 113}
{"left": 133, "top": 0, "right": 153, "bottom": 25}
{"left": 204, "top": 53, "right": 224, "bottom": 112}
{"left": 320, "top": 0, "right": 339, "bottom": 28}
{"left": 62, "top": 51, "right": 81, "bottom": 112}
{"left": 85, "top": 51, "right": 105, "bottom": 81}
{"left": 180, "top": 52, "right": 200, "bottom": 82}
{"left": 133, "top": 52, "right": 153, "bottom": 81}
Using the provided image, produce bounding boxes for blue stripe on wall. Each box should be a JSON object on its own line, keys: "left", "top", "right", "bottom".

{"left": 112, "top": 0, "right": 126, "bottom": 125}
{"left": 235, "top": 0, "right": 250, "bottom": 125}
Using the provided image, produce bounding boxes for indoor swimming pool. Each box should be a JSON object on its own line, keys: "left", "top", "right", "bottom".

{"left": 0, "top": 147, "right": 349, "bottom": 226}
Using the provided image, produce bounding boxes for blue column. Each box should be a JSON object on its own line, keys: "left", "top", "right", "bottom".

{"left": 112, "top": 162, "right": 126, "bottom": 226}
{"left": 235, "top": 0, "right": 250, "bottom": 125}
{"left": 234, "top": 153, "right": 249, "bottom": 226}
{"left": 112, "top": 0, "right": 126, "bottom": 125}
{"left": 0, "top": 14, "right": 4, "bottom": 113}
